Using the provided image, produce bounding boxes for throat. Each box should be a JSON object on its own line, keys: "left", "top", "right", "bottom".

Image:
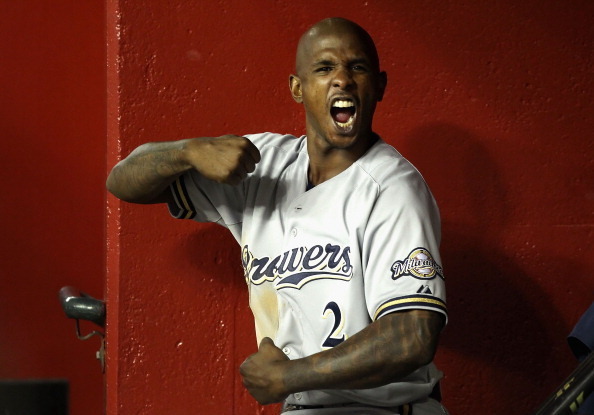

{"left": 307, "top": 156, "right": 352, "bottom": 188}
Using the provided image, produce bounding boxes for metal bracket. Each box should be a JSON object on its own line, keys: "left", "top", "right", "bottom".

{"left": 59, "top": 286, "right": 106, "bottom": 372}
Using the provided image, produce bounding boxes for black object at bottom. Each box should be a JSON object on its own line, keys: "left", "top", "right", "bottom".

{"left": 0, "top": 379, "right": 69, "bottom": 415}
{"left": 531, "top": 351, "right": 594, "bottom": 415}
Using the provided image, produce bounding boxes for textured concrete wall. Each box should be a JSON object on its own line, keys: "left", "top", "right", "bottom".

{"left": 106, "top": 1, "right": 594, "bottom": 414}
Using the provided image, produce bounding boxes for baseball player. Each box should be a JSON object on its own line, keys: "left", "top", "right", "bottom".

{"left": 107, "top": 18, "right": 448, "bottom": 415}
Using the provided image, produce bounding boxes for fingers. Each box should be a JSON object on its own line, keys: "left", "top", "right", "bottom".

{"left": 239, "top": 337, "right": 289, "bottom": 405}
{"left": 189, "top": 135, "right": 261, "bottom": 185}
{"left": 244, "top": 138, "right": 261, "bottom": 164}
{"left": 225, "top": 155, "right": 252, "bottom": 185}
{"left": 226, "top": 173, "right": 244, "bottom": 186}
{"left": 227, "top": 140, "right": 260, "bottom": 185}
{"left": 235, "top": 136, "right": 260, "bottom": 176}
{"left": 219, "top": 135, "right": 260, "bottom": 183}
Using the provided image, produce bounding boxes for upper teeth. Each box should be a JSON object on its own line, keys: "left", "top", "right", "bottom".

{"left": 332, "top": 100, "right": 354, "bottom": 108}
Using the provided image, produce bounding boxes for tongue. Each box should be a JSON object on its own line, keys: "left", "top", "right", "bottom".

{"left": 333, "top": 109, "right": 352, "bottom": 123}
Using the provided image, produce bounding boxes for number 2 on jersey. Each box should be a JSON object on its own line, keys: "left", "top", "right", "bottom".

{"left": 322, "top": 301, "right": 347, "bottom": 349}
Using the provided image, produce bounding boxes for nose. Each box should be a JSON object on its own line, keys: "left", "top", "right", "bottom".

{"left": 332, "top": 66, "right": 354, "bottom": 89}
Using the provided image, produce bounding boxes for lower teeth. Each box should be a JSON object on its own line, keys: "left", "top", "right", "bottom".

{"left": 336, "top": 117, "right": 354, "bottom": 128}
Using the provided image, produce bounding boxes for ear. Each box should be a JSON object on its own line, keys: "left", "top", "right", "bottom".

{"left": 289, "top": 74, "right": 303, "bottom": 103}
{"left": 377, "top": 71, "right": 387, "bottom": 102}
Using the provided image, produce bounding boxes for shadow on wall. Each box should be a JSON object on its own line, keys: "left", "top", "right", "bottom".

{"left": 403, "top": 122, "right": 573, "bottom": 413}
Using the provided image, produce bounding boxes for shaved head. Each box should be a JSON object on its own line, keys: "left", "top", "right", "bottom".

{"left": 295, "top": 18, "right": 380, "bottom": 76}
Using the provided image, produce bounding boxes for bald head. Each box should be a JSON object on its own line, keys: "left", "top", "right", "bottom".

{"left": 295, "top": 18, "right": 380, "bottom": 76}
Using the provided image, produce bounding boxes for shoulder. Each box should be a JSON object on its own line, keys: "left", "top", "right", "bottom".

{"left": 355, "top": 138, "right": 430, "bottom": 194}
{"left": 243, "top": 132, "right": 306, "bottom": 175}
{"left": 244, "top": 132, "right": 305, "bottom": 154}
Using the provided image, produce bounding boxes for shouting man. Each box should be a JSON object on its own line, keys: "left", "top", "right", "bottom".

{"left": 107, "top": 17, "right": 449, "bottom": 415}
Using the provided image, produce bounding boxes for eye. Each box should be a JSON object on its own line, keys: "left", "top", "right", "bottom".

{"left": 352, "top": 64, "right": 369, "bottom": 72}
{"left": 315, "top": 66, "right": 333, "bottom": 73}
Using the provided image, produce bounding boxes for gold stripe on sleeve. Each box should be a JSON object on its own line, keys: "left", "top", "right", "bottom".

{"left": 374, "top": 296, "right": 447, "bottom": 321}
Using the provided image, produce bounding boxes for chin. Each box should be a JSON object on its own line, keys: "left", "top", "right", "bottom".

{"left": 323, "top": 132, "right": 360, "bottom": 150}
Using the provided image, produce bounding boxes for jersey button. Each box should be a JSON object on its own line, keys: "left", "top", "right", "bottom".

{"left": 294, "top": 393, "right": 302, "bottom": 400}
{"left": 290, "top": 228, "right": 298, "bottom": 237}
{"left": 282, "top": 347, "right": 291, "bottom": 355}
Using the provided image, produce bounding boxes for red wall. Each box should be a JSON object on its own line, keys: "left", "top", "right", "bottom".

{"left": 3, "top": 1, "right": 591, "bottom": 415}
{"left": 0, "top": 1, "right": 105, "bottom": 415}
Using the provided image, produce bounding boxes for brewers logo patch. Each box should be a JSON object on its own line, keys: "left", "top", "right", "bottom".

{"left": 391, "top": 248, "right": 444, "bottom": 280}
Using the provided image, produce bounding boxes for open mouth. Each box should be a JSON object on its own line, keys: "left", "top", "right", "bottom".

{"left": 330, "top": 99, "right": 356, "bottom": 129}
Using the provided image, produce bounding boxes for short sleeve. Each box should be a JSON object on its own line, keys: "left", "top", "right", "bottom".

{"left": 362, "top": 167, "right": 447, "bottom": 322}
{"left": 166, "top": 132, "right": 301, "bottom": 241}
{"left": 168, "top": 169, "right": 246, "bottom": 228}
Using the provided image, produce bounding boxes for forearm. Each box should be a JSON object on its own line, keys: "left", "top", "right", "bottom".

{"left": 283, "top": 310, "right": 443, "bottom": 393}
{"left": 107, "top": 135, "right": 261, "bottom": 203}
{"left": 106, "top": 140, "right": 192, "bottom": 203}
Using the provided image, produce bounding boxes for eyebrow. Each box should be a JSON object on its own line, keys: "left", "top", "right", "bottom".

{"left": 312, "top": 59, "right": 336, "bottom": 67}
{"left": 311, "top": 57, "right": 370, "bottom": 67}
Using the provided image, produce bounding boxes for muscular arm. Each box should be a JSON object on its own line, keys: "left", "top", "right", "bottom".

{"left": 106, "top": 135, "right": 261, "bottom": 204}
{"left": 240, "top": 309, "right": 445, "bottom": 404}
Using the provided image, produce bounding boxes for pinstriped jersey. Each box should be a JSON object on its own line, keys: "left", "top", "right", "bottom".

{"left": 168, "top": 132, "right": 447, "bottom": 407}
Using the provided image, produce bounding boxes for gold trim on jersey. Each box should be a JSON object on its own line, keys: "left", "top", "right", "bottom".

{"left": 374, "top": 295, "right": 447, "bottom": 321}
{"left": 171, "top": 176, "right": 196, "bottom": 219}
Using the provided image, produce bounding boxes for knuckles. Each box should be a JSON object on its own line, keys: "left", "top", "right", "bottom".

{"left": 191, "top": 134, "right": 259, "bottom": 185}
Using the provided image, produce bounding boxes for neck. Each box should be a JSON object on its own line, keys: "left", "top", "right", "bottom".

{"left": 306, "top": 132, "right": 378, "bottom": 186}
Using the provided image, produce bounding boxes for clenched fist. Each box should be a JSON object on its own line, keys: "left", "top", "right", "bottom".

{"left": 240, "top": 337, "right": 291, "bottom": 404}
{"left": 185, "top": 135, "right": 261, "bottom": 185}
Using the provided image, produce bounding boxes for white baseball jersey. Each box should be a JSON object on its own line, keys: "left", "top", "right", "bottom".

{"left": 168, "top": 132, "right": 447, "bottom": 408}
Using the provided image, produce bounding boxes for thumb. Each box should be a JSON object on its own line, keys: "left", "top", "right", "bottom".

{"left": 259, "top": 337, "right": 274, "bottom": 349}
